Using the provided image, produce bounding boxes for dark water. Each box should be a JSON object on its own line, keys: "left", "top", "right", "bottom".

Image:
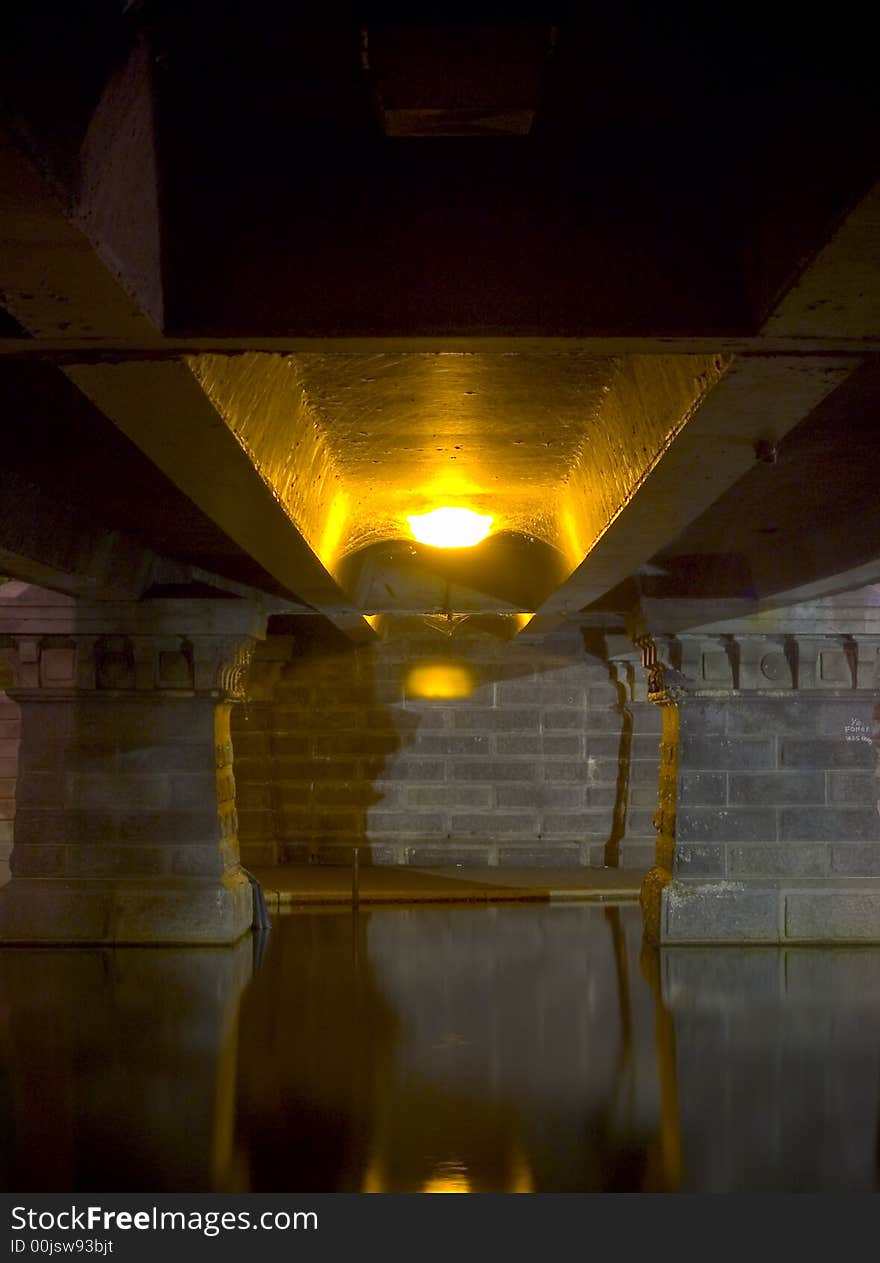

{"left": 2, "top": 903, "right": 880, "bottom": 1192}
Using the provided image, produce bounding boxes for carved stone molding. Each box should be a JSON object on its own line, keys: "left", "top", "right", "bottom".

{"left": 0, "top": 599, "right": 267, "bottom": 702}
{"left": 623, "top": 632, "right": 880, "bottom": 701}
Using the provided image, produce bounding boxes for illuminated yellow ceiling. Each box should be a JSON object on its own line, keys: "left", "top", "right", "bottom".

{"left": 189, "top": 349, "right": 727, "bottom": 604}
{"left": 288, "top": 351, "right": 618, "bottom": 559}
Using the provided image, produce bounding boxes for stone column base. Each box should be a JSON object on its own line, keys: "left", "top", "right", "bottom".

{"left": 648, "top": 876, "right": 880, "bottom": 944}
{"left": 0, "top": 869, "right": 253, "bottom": 945}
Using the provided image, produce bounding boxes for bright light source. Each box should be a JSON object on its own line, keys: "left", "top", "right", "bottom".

{"left": 407, "top": 507, "right": 493, "bottom": 549}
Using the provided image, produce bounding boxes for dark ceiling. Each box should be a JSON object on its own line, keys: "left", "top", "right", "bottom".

{"left": 0, "top": 2, "right": 877, "bottom": 619}
{"left": 2, "top": 3, "right": 875, "bottom": 338}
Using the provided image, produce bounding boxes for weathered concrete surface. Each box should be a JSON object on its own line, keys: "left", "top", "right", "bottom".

{"left": 762, "top": 182, "right": 880, "bottom": 340}
{"left": 190, "top": 353, "right": 349, "bottom": 572}
{"left": 0, "top": 131, "right": 372, "bottom": 640}
{"left": 0, "top": 592, "right": 266, "bottom": 943}
{"left": 0, "top": 99, "right": 875, "bottom": 643}
{"left": 74, "top": 39, "right": 164, "bottom": 328}
{"left": 0, "top": 120, "right": 158, "bottom": 340}
{"left": 271, "top": 350, "right": 617, "bottom": 560}
{"left": 0, "top": 471, "right": 173, "bottom": 601}
{"left": 635, "top": 599, "right": 880, "bottom": 943}
{"left": 232, "top": 622, "right": 653, "bottom": 870}
{"left": 65, "top": 359, "right": 374, "bottom": 642}
{"left": 528, "top": 355, "right": 851, "bottom": 627}
{"left": 638, "top": 583, "right": 880, "bottom": 644}
{"left": 0, "top": 688, "right": 18, "bottom": 887}
{"left": 520, "top": 183, "right": 879, "bottom": 632}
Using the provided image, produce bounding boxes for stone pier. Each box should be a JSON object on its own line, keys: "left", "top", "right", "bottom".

{"left": 636, "top": 594, "right": 880, "bottom": 943}
{"left": 0, "top": 586, "right": 265, "bottom": 943}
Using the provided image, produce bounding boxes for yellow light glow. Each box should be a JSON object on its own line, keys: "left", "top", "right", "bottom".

{"left": 407, "top": 507, "right": 493, "bottom": 549}
{"left": 404, "top": 661, "right": 476, "bottom": 700}
{"left": 317, "top": 489, "right": 350, "bottom": 571}
{"left": 422, "top": 1162, "right": 472, "bottom": 1193}
{"left": 362, "top": 1158, "right": 384, "bottom": 1193}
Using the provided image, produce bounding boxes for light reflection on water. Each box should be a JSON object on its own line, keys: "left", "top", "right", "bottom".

{"left": 1, "top": 904, "right": 880, "bottom": 1192}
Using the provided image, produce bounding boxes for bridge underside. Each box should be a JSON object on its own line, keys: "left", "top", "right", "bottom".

{"left": 0, "top": 5, "right": 878, "bottom": 942}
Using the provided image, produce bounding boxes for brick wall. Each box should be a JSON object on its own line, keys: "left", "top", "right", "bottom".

{"left": 232, "top": 626, "right": 659, "bottom": 869}
{"left": 0, "top": 692, "right": 20, "bottom": 885}
{"left": 674, "top": 696, "right": 880, "bottom": 882}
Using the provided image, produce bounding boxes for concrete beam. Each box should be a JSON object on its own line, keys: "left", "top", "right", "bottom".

{"left": 520, "top": 355, "right": 852, "bottom": 637}
{"left": 64, "top": 360, "right": 373, "bottom": 641}
{"left": 0, "top": 51, "right": 161, "bottom": 339}
{"left": 0, "top": 336, "right": 874, "bottom": 361}
{"left": 640, "top": 583, "right": 880, "bottom": 641}
{"left": 762, "top": 181, "right": 880, "bottom": 341}
{"left": 0, "top": 470, "right": 166, "bottom": 601}
{"left": 517, "top": 184, "right": 880, "bottom": 636}
{"left": 637, "top": 562, "right": 880, "bottom": 637}
{"left": 0, "top": 124, "right": 372, "bottom": 641}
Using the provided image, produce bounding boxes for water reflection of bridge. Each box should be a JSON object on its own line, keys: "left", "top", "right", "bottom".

{"left": 3, "top": 907, "right": 880, "bottom": 1192}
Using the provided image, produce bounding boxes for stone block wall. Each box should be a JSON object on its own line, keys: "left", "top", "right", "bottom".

{"left": 0, "top": 692, "right": 20, "bottom": 885}
{"left": 11, "top": 695, "right": 239, "bottom": 885}
{"left": 674, "top": 696, "right": 880, "bottom": 885}
{"left": 232, "top": 627, "right": 660, "bottom": 869}
{"left": 638, "top": 618, "right": 880, "bottom": 943}
{"left": 0, "top": 584, "right": 262, "bottom": 943}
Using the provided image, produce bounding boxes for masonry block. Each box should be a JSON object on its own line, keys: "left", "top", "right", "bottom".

{"left": 828, "top": 771, "right": 879, "bottom": 804}
{"left": 728, "top": 844, "right": 828, "bottom": 877}
{"left": 781, "top": 806, "right": 880, "bottom": 842}
{"left": 780, "top": 739, "right": 874, "bottom": 768}
{"left": 495, "top": 734, "right": 542, "bottom": 757}
{"left": 404, "top": 845, "right": 492, "bottom": 867}
{"left": 453, "top": 708, "right": 540, "bottom": 732}
{"left": 404, "top": 784, "right": 492, "bottom": 808}
{"left": 585, "top": 785, "right": 618, "bottom": 808}
{"left": 235, "top": 783, "right": 273, "bottom": 810}
{"left": 544, "top": 761, "right": 590, "bottom": 783}
{"left": 784, "top": 890, "right": 880, "bottom": 940}
{"left": 624, "top": 808, "right": 658, "bottom": 836}
{"left": 677, "top": 808, "right": 777, "bottom": 844}
{"left": 496, "top": 783, "right": 584, "bottom": 809}
{"left": 231, "top": 633, "right": 652, "bottom": 867}
{"left": 541, "top": 811, "right": 608, "bottom": 839}
{"left": 374, "top": 758, "right": 447, "bottom": 782}
{"left": 725, "top": 699, "right": 821, "bottom": 737}
{"left": 663, "top": 882, "right": 781, "bottom": 942}
{"left": 451, "top": 760, "right": 540, "bottom": 782}
{"left": 312, "top": 781, "right": 384, "bottom": 806}
{"left": 367, "top": 810, "right": 448, "bottom": 836}
{"left": 830, "top": 845, "right": 880, "bottom": 876}
{"left": 452, "top": 811, "right": 539, "bottom": 836}
{"left": 728, "top": 771, "right": 825, "bottom": 805}
{"left": 680, "top": 771, "right": 727, "bottom": 805}
{"left": 542, "top": 708, "right": 587, "bottom": 731}
{"left": 413, "top": 733, "right": 491, "bottom": 756}
{"left": 496, "top": 844, "right": 582, "bottom": 867}
{"left": 681, "top": 738, "right": 776, "bottom": 770}
{"left": 673, "top": 843, "right": 725, "bottom": 877}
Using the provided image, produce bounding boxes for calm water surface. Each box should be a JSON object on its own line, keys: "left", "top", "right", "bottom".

{"left": 2, "top": 903, "right": 880, "bottom": 1192}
